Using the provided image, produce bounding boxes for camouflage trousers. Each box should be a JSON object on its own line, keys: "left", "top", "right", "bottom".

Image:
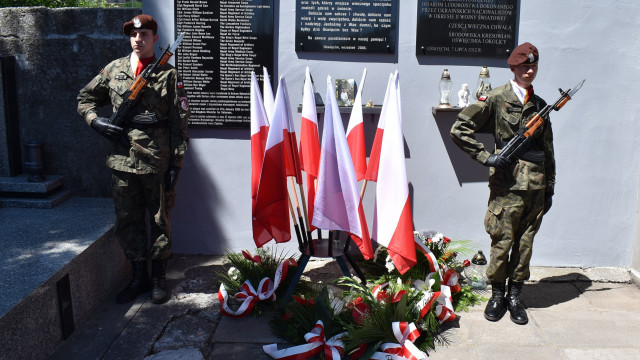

{"left": 484, "top": 188, "right": 545, "bottom": 283}
{"left": 112, "top": 170, "right": 172, "bottom": 261}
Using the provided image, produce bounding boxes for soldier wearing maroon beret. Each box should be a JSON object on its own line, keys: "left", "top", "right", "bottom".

{"left": 122, "top": 14, "right": 158, "bottom": 36}
{"left": 451, "top": 42, "right": 555, "bottom": 325}
{"left": 78, "top": 14, "right": 190, "bottom": 306}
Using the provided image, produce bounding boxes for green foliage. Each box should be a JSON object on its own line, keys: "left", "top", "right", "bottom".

{"left": 215, "top": 247, "right": 306, "bottom": 310}
{"left": 452, "top": 284, "right": 486, "bottom": 313}
{"left": 269, "top": 287, "right": 350, "bottom": 346}
{"left": 221, "top": 234, "right": 487, "bottom": 358}
{"left": 0, "top": 0, "right": 141, "bottom": 8}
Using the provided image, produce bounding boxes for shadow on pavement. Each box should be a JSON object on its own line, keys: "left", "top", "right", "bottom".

{"left": 525, "top": 273, "right": 592, "bottom": 309}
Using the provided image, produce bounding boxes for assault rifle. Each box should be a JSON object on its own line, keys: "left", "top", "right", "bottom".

{"left": 109, "top": 33, "right": 185, "bottom": 128}
{"left": 498, "top": 79, "right": 585, "bottom": 163}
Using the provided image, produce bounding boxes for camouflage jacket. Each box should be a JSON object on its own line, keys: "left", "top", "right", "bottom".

{"left": 450, "top": 81, "right": 555, "bottom": 193}
{"left": 77, "top": 54, "right": 190, "bottom": 174}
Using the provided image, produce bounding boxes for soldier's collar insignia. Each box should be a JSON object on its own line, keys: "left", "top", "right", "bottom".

{"left": 133, "top": 17, "right": 142, "bottom": 28}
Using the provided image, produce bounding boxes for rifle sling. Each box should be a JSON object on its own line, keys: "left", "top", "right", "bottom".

{"left": 496, "top": 141, "right": 545, "bottom": 163}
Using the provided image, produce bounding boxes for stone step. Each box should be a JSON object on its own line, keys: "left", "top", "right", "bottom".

{"left": 0, "top": 174, "right": 63, "bottom": 193}
{"left": 1, "top": 188, "right": 73, "bottom": 208}
{"left": 0, "top": 174, "right": 71, "bottom": 208}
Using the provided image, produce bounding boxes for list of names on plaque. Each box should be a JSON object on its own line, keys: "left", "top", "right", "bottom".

{"left": 176, "top": 0, "right": 274, "bottom": 128}
{"left": 296, "top": 0, "right": 397, "bottom": 54}
{"left": 416, "top": 0, "right": 517, "bottom": 58}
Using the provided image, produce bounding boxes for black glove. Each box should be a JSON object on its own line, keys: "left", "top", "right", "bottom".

{"left": 544, "top": 193, "right": 553, "bottom": 214}
{"left": 484, "top": 154, "right": 510, "bottom": 170}
{"left": 165, "top": 167, "right": 180, "bottom": 191}
{"left": 90, "top": 117, "right": 123, "bottom": 139}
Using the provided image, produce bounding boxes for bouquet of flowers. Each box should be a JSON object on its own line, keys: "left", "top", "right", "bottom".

{"left": 215, "top": 247, "right": 303, "bottom": 317}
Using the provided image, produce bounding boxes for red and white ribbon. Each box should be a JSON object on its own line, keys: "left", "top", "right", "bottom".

{"left": 433, "top": 285, "right": 456, "bottom": 323}
{"left": 414, "top": 239, "right": 439, "bottom": 274}
{"left": 369, "top": 322, "right": 428, "bottom": 360}
{"left": 414, "top": 282, "right": 456, "bottom": 323}
{"left": 218, "top": 258, "right": 291, "bottom": 318}
{"left": 263, "top": 320, "right": 346, "bottom": 360}
{"left": 441, "top": 267, "right": 461, "bottom": 293}
{"left": 372, "top": 282, "right": 407, "bottom": 303}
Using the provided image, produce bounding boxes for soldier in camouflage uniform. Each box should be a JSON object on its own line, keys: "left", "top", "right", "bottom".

{"left": 77, "top": 14, "right": 189, "bottom": 305}
{"left": 450, "top": 43, "right": 555, "bottom": 325}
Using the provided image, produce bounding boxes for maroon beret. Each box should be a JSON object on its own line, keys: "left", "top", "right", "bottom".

{"left": 123, "top": 14, "right": 158, "bottom": 36}
{"left": 507, "top": 42, "right": 539, "bottom": 66}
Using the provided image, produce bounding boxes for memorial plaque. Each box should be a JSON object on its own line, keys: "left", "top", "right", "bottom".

{"left": 296, "top": 0, "right": 397, "bottom": 54}
{"left": 175, "top": 0, "right": 274, "bottom": 128}
{"left": 416, "top": 0, "right": 518, "bottom": 58}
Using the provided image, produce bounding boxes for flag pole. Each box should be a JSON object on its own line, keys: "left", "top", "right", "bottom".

{"left": 359, "top": 179, "right": 368, "bottom": 202}
{"left": 287, "top": 195, "right": 305, "bottom": 252}
{"left": 314, "top": 178, "right": 322, "bottom": 245}
{"left": 328, "top": 230, "right": 334, "bottom": 257}
{"left": 292, "top": 177, "right": 315, "bottom": 256}
{"left": 288, "top": 177, "right": 312, "bottom": 255}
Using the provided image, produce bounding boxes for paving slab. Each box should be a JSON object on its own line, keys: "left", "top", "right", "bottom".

{"left": 473, "top": 345, "right": 565, "bottom": 360}
{"left": 531, "top": 310, "right": 640, "bottom": 348}
{"left": 212, "top": 311, "right": 282, "bottom": 344}
{"left": 210, "top": 343, "right": 278, "bottom": 360}
{"left": 44, "top": 254, "right": 640, "bottom": 360}
{"left": 580, "top": 282, "right": 640, "bottom": 312}
{"left": 152, "top": 315, "right": 217, "bottom": 354}
{"left": 144, "top": 347, "right": 204, "bottom": 360}
{"left": 523, "top": 282, "right": 593, "bottom": 311}
{"left": 455, "top": 307, "right": 550, "bottom": 347}
{"left": 564, "top": 347, "right": 640, "bottom": 360}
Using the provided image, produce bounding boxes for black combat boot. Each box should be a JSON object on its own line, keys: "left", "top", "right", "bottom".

{"left": 484, "top": 281, "right": 507, "bottom": 321}
{"left": 150, "top": 260, "right": 170, "bottom": 304}
{"left": 507, "top": 280, "right": 528, "bottom": 325}
{"left": 116, "top": 260, "right": 151, "bottom": 304}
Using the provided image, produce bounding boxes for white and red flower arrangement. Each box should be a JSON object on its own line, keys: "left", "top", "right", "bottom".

{"left": 217, "top": 232, "right": 483, "bottom": 359}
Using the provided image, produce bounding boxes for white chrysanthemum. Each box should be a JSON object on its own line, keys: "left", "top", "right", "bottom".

{"left": 227, "top": 267, "right": 240, "bottom": 280}
{"left": 432, "top": 232, "right": 444, "bottom": 244}
{"left": 385, "top": 255, "right": 395, "bottom": 273}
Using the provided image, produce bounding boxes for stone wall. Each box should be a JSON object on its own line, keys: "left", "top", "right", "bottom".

{"left": 0, "top": 7, "right": 141, "bottom": 196}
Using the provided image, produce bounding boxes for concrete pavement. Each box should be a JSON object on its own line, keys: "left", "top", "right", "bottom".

{"left": 49, "top": 255, "right": 640, "bottom": 360}
{"left": 3, "top": 196, "right": 639, "bottom": 359}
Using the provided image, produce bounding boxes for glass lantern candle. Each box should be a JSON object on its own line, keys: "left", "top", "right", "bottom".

{"left": 438, "top": 69, "right": 453, "bottom": 108}
{"left": 464, "top": 250, "right": 489, "bottom": 290}
{"left": 474, "top": 66, "right": 492, "bottom": 100}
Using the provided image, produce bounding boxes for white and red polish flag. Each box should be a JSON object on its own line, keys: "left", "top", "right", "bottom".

{"left": 299, "top": 67, "right": 321, "bottom": 231}
{"left": 364, "top": 72, "right": 393, "bottom": 182}
{"left": 262, "top": 66, "right": 275, "bottom": 121}
{"left": 250, "top": 72, "right": 271, "bottom": 246}
{"left": 278, "top": 76, "right": 303, "bottom": 186}
{"left": 364, "top": 71, "right": 416, "bottom": 274}
{"left": 250, "top": 72, "right": 270, "bottom": 207}
{"left": 312, "top": 76, "right": 373, "bottom": 259}
{"left": 346, "top": 68, "right": 367, "bottom": 182}
{"left": 252, "top": 76, "right": 294, "bottom": 247}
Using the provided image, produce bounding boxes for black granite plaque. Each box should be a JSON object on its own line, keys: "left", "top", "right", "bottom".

{"left": 416, "top": 0, "right": 518, "bottom": 58}
{"left": 175, "top": 0, "right": 274, "bottom": 128}
{"left": 295, "top": 0, "right": 397, "bottom": 54}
